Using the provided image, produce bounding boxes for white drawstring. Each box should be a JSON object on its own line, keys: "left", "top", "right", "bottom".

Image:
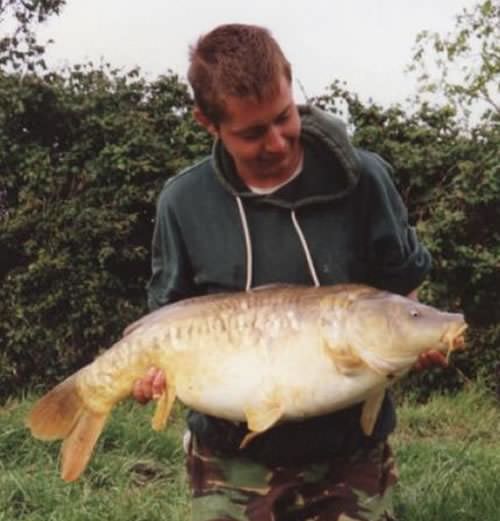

{"left": 291, "top": 209, "right": 320, "bottom": 287}
{"left": 236, "top": 197, "right": 320, "bottom": 290}
{"left": 236, "top": 196, "right": 253, "bottom": 291}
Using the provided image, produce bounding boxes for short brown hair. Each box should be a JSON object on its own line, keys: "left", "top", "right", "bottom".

{"left": 188, "top": 24, "right": 292, "bottom": 124}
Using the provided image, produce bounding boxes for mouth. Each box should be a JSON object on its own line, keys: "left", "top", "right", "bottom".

{"left": 260, "top": 154, "right": 288, "bottom": 167}
{"left": 442, "top": 323, "right": 468, "bottom": 361}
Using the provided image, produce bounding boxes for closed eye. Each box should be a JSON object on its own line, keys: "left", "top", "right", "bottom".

{"left": 275, "top": 110, "right": 290, "bottom": 125}
{"left": 239, "top": 127, "right": 266, "bottom": 140}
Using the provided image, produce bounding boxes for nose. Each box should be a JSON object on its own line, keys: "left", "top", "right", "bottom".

{"left": 264, "top": 125, "right": 287, "bottom": 154}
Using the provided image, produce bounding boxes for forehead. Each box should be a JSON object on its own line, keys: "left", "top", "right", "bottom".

{"left": 220, "top": 76, "right": 294, "bottom": 130}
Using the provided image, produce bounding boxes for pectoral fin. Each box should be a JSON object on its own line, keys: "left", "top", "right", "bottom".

{"left": 356, "top": 346, "right": 405, "bottom": 377}
{"left": 323, "top": 341, "right": 365, "bottom": 375}
{"left": 151, "top": 384, "right": 176, "bottom": 431}
{"left": 360, "top": 389, "right": 386, "bottom": 436}
{"left": 241, "top": 397, "right": 284, "bottom": 448}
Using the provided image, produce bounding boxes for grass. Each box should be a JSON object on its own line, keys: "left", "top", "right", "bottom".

{"left": 393, "top": 383, "right": 500, "bottom": 521}
{"left": 0, "top": 400, "right": 189, "bottom": 521}
{"left": 1, "top": 382, "right": 499, "bottom": 521}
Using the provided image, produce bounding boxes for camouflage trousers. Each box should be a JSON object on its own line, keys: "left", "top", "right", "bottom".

{"left": 186, "top": 433, "right": 398, "bottom": 521}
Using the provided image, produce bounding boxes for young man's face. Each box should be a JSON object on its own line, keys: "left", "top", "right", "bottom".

{"left": 197, "top": 75, "right": 302, "bottom": 187}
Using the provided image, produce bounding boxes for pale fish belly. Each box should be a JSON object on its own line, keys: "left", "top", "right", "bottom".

{"left": 260, "top": 336, "right": 385, "bottom": 421}
{"left": 166, "top": 317, "right": 385, "bottom": 423}
{"left": 159, "top": 305, "right": 313, "bottom": 420}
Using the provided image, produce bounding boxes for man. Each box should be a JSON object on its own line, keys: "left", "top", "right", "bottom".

{"left": 134, "top": 24, "right": 445, "bottom": 521}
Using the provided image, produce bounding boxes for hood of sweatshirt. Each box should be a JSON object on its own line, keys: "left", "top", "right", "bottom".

{"left": 211, "top": 105, "right": 361, "bottom": 209}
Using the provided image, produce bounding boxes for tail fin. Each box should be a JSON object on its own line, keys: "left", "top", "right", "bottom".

{"left": 26, "top": 375, "right": 84, "bottom": 441}
{"left": 60, "top": 410, "right": 107, "bottom": 482}
{"left": 26, "top": 375, "right": 108, "bottom": 482}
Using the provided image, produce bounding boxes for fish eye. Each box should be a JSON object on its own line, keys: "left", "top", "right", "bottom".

{"left": 410, "top": 309, "right": 420, "bottom": 318}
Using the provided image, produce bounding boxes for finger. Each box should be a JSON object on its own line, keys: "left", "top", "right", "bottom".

{"left": 146, "top": 366, "right": 159, "bottom": 382}
{"left": 133, "top": 379, "right": 149, "bottom": 404}
{"left": 152, "top": 370, "right": 166, "bottom": 399}
{"left": 428, "top": 351, "right": 449, "bottom": 367}
{"left": 136, "top": 367, "right": 159, "bottom": 402}
{"left": 413, "top": 358, "right": 425, "bottom": 372}
{"left": 414, "top": 351, "right": 448, "bottom": 371}
{"left": 414, "top": 352, "right": 432, "bottom": 371}
{"left": 137, "top": 366, "right": 160, "bottom": 400}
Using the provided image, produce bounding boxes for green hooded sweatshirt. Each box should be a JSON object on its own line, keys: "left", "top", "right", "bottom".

{"left": 147, "top": 105, "right": 431, "bottom": 463}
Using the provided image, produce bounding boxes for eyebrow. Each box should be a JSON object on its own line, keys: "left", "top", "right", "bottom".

{"left": 233, "top": 104, "right": 292, "bottom": 136}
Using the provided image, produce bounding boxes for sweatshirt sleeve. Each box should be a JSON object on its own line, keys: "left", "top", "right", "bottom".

{"left": 362, "top": 152, "right": 432, "bottom": 295}
{"left": 146, "top": 183, "right": 196, "bottom": 311}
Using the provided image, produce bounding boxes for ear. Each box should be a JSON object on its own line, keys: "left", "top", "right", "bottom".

{"left": 193, "top": 106, "right": 219, "bottom": 137}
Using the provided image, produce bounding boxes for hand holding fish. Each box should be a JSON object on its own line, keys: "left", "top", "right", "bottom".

{"left": 132, "top": 367, "right": 166, "bottom": 404}
{"left": 414, "top": 350, "right": 448, "bottom": 371}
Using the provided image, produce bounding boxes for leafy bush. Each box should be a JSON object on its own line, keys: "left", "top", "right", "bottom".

{"left": 0, "top": 65, "right": 211, "bottom": 395}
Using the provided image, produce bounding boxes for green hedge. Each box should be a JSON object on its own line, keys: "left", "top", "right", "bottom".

{"left": 0, "top": 65, "right": 498, "bottom": 399}
{"left": 0, "top": 65, "right": 211, "bottom": 395}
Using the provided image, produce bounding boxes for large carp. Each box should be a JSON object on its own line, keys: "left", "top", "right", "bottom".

{"left": 26, "top": 284, "right": 466, "bottom": 481}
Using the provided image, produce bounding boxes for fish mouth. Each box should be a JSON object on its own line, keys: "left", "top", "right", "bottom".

{"left": 442, "top": 323, "right": 468, "bottom": 361}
